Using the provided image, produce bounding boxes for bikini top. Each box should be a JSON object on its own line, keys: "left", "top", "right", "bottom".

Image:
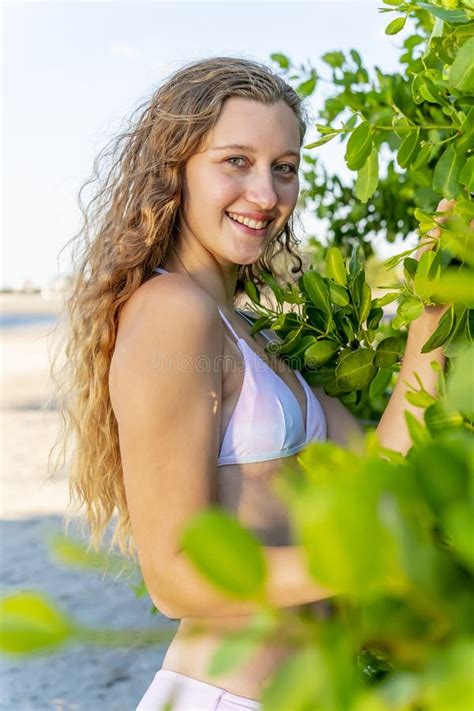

{"left": 153, "top": 266, "right": 327, "bottom": 466}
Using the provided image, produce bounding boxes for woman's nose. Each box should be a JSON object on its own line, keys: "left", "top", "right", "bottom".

{"left": 244, "top": 169, "right": 278, "bottom": 211}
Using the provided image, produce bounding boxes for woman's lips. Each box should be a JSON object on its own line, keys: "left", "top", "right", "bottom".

{"left": 226, "top": 212, "right": 272, "bottom": 237}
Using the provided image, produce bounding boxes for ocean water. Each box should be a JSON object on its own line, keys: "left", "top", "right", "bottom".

{"left": 0, "top": 313, "right": 58, "bottom": 329}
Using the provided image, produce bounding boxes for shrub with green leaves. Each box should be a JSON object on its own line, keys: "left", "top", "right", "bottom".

{"left": 244, "top": 247, "right": 406, "bottom": 417}
{"left": 272, "top": 0, "right": 473, "bottom": 256}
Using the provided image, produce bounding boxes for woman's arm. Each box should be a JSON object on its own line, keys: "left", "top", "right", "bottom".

{"left": 375, "top": 307, "right": 445, "bottom": 455}
{"left": 312, "top": 200, "right": 455, "bottom": 457}
{"left": 149, "top": 545, "right": 334, "bottom": 619}
{"left": 110, "top": 274, "right": 335, "bottom": 620}
{"left": 375, "top": 199, "right": 456, "bottom": 455}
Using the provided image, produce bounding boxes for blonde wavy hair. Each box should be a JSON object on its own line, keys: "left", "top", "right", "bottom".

{"left": 48, "top": 55, "right": 309, "bottom": 557}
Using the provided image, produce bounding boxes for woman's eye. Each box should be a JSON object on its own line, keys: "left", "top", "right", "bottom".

{"left": 226, "top": 157, "right": 297, "bottom": 174}
{"left": 227, "top": 156, "right": 246, "bottom": 167}
{"left": 276, "top": 164, "right": 297, "bottom": 174}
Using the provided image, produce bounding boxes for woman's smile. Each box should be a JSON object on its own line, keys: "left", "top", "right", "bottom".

{"left": 225, "top": 210, "right": 274, "bottom": 238}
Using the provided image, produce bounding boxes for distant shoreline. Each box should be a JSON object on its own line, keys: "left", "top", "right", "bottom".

{"left": 0, "top": 292, "right": 64, "bottom": 316}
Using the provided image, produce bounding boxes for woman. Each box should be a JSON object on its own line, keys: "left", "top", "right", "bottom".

{"left": 53, "top": 57, "right": 449, "bottom": 710}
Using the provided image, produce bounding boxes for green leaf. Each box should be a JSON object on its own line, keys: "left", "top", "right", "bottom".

{"left": 367, "top": 307, "right": 384, "bottom": 330}
{"left": 305, "top": 339, "right": 340, "bottom": 367}
{"left": 321, "top": 51, "right": 345, "bottom": 68}
{"left": 249, "top": 315, "right": 272, "bottom": 336}
{"left": 419, "top": 77, "right": 444, "bottom": 104}
{"left": 260, "top": 271, "right": 283, "bottom": 304}
{"left": 307, "top": 306, "right": 330, "bottom": 334}
{"left": 270, "top": 53, "right": 290, "bottom": 69}
{"left": 455, "top": 108, "right": 474, "bottom": 155}
{"left": 270, "top": 328, "right": 302, "bottom": 356}
{"left": 392, "top": 315, "right": 404, "bottom": 330}
{"left": 369, "top": 367, "right": 394, "bottom": 399}
{"left": 405, "top": 390, "right": 437, "bottom": 409}
{"left": 345, "top": 122, "right": 373, "bottom": 171}
{"left": 392, "top": 116, "right": 412, "bottom": 139}
{"left": 385, "top": 16, "right": 406, "bottom": 35}
{"left": 351, "top": 270, "right": 366, "bottom": 309}
{"left": 445, "top": 346, "right": 474, "bottom": 414}
{"left": 0, "top": 592, "right": 73, "bottom": 654}
{"left": 414, "top": 251, "right": 441, "bottom": 300}
{"left": 350, "top": 49, "right": 362, "bottom": 66}
{"left": 443, "top": 503, "right": 474, "bottom": 570}
{"left": 411, "top": 143, "right": 433, "bottom": 171}
{"left": 355, "top": 147, "right": 379, "bottom": 203}
{"left": 415, "top": 2, "right": 471, "bottom": 24}
{"left": 272, "top": 312, "right": 300, "bottom": 335}
{"left": 48, "top": 533, "right": 132, "bottom": 577}
{"left": 397, "top": 127, "right": 421, "bottom": 169}
{"left": 433, "top": 145, "right": 465, "bottom": 199}
{"left": 335, "top": 348, "right": 377, "bottom": 391}
{"left": 459, "top": 156, "right": 474, "bottom": 192}
{"left": 297, "top": 71, "right": 317, "bottom": 97}
{"left": 375, "top": 337, "right": 403, "bottom": 367}
{"left": 405, "top": 411, "right": 431, "bottom": 448}
{"left": 359, "top": 282, "right": 372, "bottom": 325}
{"left": 181, "top": 508, "right": 266, "bottom": 598}
{"left": 373, "top": 292, "right": 400, "bottom": 308}
{"left": 349, "top": 244, "right": 364, "bottom": 277}
{"left": 303, "top": 270, "right": 331, "bottom": 314}
{"left": 305, "top": 133, "right": 338, "bottom": 149}
{"left": 411, "top": 74, "right": 427, "bottom": 105}
{"left": 421, "top": 306, "right": 455, "bottom": 353}
{"left": 449, "top": 37, "right": 474, "bottom": 92}
{"left": 398, "top": 296, "right": 424, "bottom": 323}
{"left": 287, "top": 335, "right": 318, "bottom": 369}
{"left": 326, "top": 247, "right": 347, "bottom": 286}
{"left": 433, "top": 269, "right": 474, "bottom": 305}
{"left": 329, "top": 282, "right": 350, "bottom": 307}
{"left": 404, "top": 256, "right": 419, "bottom": 280}
{"left": 424, "top": 402, "right": 464, "bottom": 433}
{"left": 244, "top": 280, "right": 260, "bottom": 305}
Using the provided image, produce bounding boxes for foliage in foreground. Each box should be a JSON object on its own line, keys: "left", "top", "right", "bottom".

{"left": 1, "top": 346, "right": 472, "bottom": 710}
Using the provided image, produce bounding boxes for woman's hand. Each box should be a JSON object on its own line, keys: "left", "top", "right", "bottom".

{"left": 415, "top": 198, "right": 457, "bottom": 317}
{"left": 375, "top": 199, "right": 455, "bottom": 453}
{"left": 416, "top": 198, "right": 456, "bottom": 260}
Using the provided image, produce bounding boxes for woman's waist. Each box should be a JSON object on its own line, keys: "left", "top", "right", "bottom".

{"left": 161, "top": 601, "right": 333, "bottom": 699}
{"left": 162, "top": 626, "right": 291, "bottom": 700}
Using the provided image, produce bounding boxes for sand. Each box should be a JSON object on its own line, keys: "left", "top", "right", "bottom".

{"left": 0, "top": 294, "right": 172, "bottom": 710}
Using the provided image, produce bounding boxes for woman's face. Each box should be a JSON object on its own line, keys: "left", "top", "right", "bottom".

{"left": 178, "top": 97, "right": 301, "bottom": 267}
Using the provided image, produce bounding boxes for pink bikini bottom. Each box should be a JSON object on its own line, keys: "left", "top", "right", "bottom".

{"left": 136, "top": 669, "right": 262, "bottom": 710}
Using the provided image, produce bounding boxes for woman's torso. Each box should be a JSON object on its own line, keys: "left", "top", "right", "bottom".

{"left": 150, "top": 267, "right": 327, "bottom": 699}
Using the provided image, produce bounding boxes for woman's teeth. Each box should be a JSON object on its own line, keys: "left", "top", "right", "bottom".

{"left": 227, "top": 212, "right": 270, "bottom": 230}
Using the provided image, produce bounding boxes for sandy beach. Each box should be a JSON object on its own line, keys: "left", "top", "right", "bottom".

{"left": 0, "top": 294, "right": 171, "bottom": 710}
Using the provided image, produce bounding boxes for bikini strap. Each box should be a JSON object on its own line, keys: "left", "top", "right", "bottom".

{"left": 153, "top": 266, "right": 168, "bottom": 274}
{"left": 217, "top": 307, "right": 240, "bottom": 341}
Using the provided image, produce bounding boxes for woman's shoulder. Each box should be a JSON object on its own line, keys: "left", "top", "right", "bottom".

{"left": 110, "top": 271, "right": 225, "bottom": 414}
{"left": 119, "top": 270, "right": 222, "bottom": 336}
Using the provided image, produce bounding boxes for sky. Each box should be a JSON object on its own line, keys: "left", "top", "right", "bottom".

{"left": 2, "top": 0, "right": 412, "bottom": 290}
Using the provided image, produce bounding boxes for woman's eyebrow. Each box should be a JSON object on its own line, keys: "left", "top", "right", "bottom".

{"left": 210, "top": 143, "right": 300, "bottom": 159}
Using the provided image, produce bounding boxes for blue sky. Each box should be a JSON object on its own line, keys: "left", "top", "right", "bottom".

{"left": 2, "top": 1, "right": 411, "bottom": 289}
